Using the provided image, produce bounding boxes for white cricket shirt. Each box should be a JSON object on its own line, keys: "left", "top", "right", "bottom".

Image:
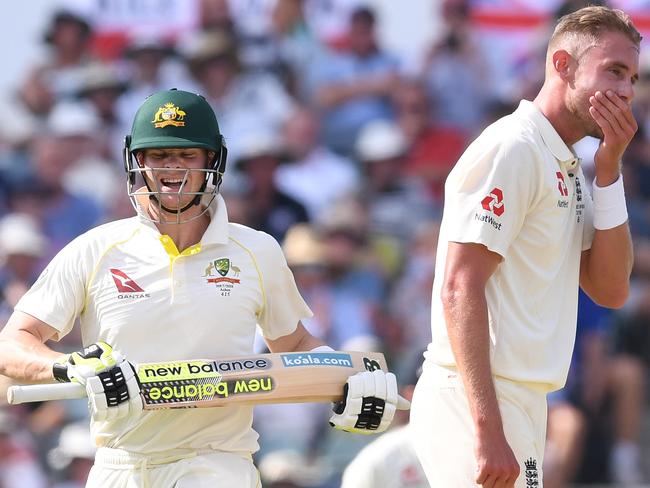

{"left": 425, "top": 100, "right": 594, "bottom": 391}
{"left": 16, "top": 194, "right": 313, "bottom": 454}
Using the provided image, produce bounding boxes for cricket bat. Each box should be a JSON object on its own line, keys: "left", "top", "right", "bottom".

{"left": 7, "top": 351, "right": 408, "bottom": 410}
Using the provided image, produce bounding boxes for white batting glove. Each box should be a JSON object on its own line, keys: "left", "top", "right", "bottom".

{"left": 329, "top": 370, "right": 410, "bottom": 435}
{"left": 53, "top": 342, "right": 143, "bottom": 421}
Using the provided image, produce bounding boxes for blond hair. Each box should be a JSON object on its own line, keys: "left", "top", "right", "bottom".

{"left": 549, "top": 6, "right": 642, "bottom": 57}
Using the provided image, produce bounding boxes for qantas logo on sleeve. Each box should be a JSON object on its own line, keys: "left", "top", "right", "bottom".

{"left": 110, "top": 269, "right": 150, "bottom": 299}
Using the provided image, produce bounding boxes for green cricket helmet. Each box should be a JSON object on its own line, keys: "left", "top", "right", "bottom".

{"left": 123, "top": 88, "right": 228, "bottom": 223}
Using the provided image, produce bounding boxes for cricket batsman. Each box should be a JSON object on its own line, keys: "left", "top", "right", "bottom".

{"left": 0, "top": 89, "right": 406, "bottom": 487}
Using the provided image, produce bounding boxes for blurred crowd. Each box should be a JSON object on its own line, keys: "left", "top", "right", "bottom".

{"left": 0, "top": 0, "right": 649, "bottom": 487}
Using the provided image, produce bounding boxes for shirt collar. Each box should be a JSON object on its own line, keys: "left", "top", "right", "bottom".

{"left": 202, "top": 194, "right": 230, "bottom": 245}
{"left": 516, "top": 100, "right": 579, "bottom": 171}
{"left": 136, "top": 192, "right": 230, "bottom": 245}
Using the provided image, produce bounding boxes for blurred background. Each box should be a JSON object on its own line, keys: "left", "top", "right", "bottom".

{"left": 0, "top": 0, "right": 649, "bottom": 487}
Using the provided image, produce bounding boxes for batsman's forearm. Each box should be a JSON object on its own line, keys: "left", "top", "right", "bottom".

{"left": 0, "top": 331, "right": 60, "bottom": 383}
{"left": 443, "top": 288, "right": 504, "bottom": 433}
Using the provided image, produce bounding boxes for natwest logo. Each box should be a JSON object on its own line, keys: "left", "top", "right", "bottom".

{"left": 481, "top": 188, "right": 505, "bottom": 216}
{"left": 556, "top": 172, "right": 569, "bottom": 197}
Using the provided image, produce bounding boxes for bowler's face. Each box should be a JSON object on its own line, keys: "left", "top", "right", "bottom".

{"left": 568, "top": 30, "right": 639, "bottom": 139}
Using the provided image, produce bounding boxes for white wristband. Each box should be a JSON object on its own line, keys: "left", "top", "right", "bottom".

{"left": 592, "top": 175, "right": 628, "bottom": 230}
{"left": 310, "top": 345, "right": 335, "bottom": 352}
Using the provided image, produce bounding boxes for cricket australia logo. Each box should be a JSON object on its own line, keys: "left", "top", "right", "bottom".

{"left": 203, "top": 258, "right": 241, "bottom": 296}
{"left": 152, "top": 102, "right": 186, "bottom": 128}
{"left": 524, "top": 458, "right": 539, "bottom": 487}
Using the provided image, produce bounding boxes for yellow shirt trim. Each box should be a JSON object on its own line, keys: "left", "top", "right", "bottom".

{"left": 229, "top": 237, "right": 265, "bottom": 318}
{"left": 83, "top": 227, "right": 142, "bottom": 313}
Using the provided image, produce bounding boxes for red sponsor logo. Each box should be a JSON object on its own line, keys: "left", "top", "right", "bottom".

{"left": 556, "top": 172, "right": 569, "bottom": 196}
{"left": 206, "top": 277, "right": 241, "bottom": 284}
{"left": 110, "top": 268, "right": 144, "bottom": 293}
{"left": 481, "top": 187, "right": 505, "bottom": 216}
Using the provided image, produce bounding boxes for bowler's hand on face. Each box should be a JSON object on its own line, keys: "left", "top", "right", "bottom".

{"left": 588, "top": 89, "right": 637, "bottom": 173}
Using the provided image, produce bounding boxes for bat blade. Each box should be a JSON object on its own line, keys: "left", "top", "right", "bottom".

{"left": 7, "top": 351, "right": 388, "bottom": 409}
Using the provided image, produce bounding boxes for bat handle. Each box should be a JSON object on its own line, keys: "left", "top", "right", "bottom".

{"left": 397, "top": 396, "right": 411, "bottom": 410}
{"left": 7, "top": 383, "right": 87, "bottom": 404}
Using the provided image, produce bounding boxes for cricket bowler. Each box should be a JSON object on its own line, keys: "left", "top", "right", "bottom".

{"left": 410, "top": 6, "right": 640, "bottom": 488}
{"left": 0, "top": 89, "right": 405, "bottom": 487}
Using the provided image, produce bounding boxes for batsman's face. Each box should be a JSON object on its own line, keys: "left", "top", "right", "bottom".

{"left": 137, "top": 148, "right": 212, "bottom": 210}
{"left": 567, "top": 31, "right": 639, "bottom": 139}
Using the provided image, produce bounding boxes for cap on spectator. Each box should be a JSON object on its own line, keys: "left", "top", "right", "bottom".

{"left": 178, "top": 30, "right": 238, "bottom": 66}
{"left": 316, "top": 198, "right": 367, "bottom": 240}
{"left": 44, "top": 9, "right": 92, "bottom": 44}
{"left": 0, "top": 213, "right": 47, "bottom": 259}
{"left": 123, "top": 31, "right": 175, "bottom": 58}
{"left": 0, "top": 101, "right": 37, "bottom": 146}
{"left": 48, "top": 422, "right": 96, "bottom": 470}
{"left": 47, "top": 101, "right": 101, "bottom": 137}
{"left": 355, "top": 120, "right": 407, "bottom": 162}
{"left": 282, "top": 224, "right": 325, "bottom": 268}
{"left": 77, "top": 63, "right": 129, "bottom": 97}
{"left": 236, "top": 130, "right": 284, "bottom": 167}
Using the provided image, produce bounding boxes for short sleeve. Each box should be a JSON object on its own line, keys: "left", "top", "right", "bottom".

{"left": 443, "top": 134, "right": 539, "bottom": 258}
{"left": 255, "top": 233, "right": 313, "bottom": 340}
{"left": 14, "top": 235, "right": 89, "bottom": 341}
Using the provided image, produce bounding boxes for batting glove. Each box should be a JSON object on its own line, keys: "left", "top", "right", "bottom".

{"left": 329, "top": 369, "right": 410, "bottom": 435}
{"left": 53, "top": 342, "right": 142, "bottom": 421}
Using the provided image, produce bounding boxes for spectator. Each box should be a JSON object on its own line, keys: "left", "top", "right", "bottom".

{"left": 76, "top": 62, "right": 129, "bottom": 163}
{"left": 394, "top": 78, "right": 468, "bottom": 206}
{"left": 17, "top": 9, "right": 95, "bottom": 117}
{"left": 45, "top": 100, "right": 120, "bottom": 214}
{"left": 545, "top": 290, "right": 646, "bottom": 486}
{"left": 274, "top": 107, "right": 360, "bottom": 220}
{"left": 179, "top": 29, "right": 295, "bottom": 162}
{"left": 235, "top": 131, "right": 308, "bottom": 241}
{"left": 355, "top": 119, "right": 437, "bottom": 277}
{"left": 312, "top": 6, "right": 399, "bottom": 156}
{"left": 283, "top": 222, "right": 379, "bottom": 352}
{"left": 116, "top": 32, "right": 191, "bottom": 137}
{"left": 6, "top": 132, "right": 104, "bottom": 257}
{"left": 0, "top": 409, "right": 48, "bottom": 488}
{"left": 270, "top": 0, "right": 329, "bottom": 102}
{"left": 0, "top": 214, "right": 47, "bottom": 324}
{"left": 48, "top": 422, "right": 96, "bottom": 488}
{"left": 420, "top": 0, "right": 492, "bottom": 134}
{"left": 388, "top": 220, "right": 439, "bottom": 363}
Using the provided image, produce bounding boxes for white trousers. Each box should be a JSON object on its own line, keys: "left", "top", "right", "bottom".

{"left": 410, "top": 363, "right": 547, "bottom": 487}
{"left": 86, "top": 448, "right": 261, "bottom": 488}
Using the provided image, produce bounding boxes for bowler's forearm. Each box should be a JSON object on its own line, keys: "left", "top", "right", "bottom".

{"left": 443, "top": 288, "right": 503, "bottom": 434}
{"left": 583, "top": 223, "right": 633, "bottom": 307}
